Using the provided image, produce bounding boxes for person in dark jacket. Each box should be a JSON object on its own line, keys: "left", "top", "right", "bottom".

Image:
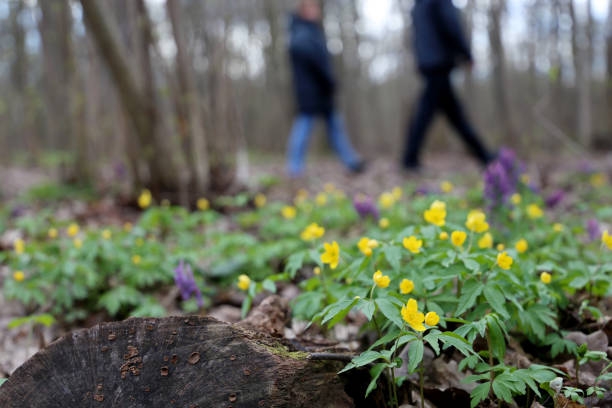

{"left": 403, "top": 0, "right": 493, "bottom": 170}
{"left": 287, "top": 0, "right": 364, "bottom": 178}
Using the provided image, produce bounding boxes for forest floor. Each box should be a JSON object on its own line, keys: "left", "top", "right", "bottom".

{"left": 1, "top": 151, "right": 612, "bottom": 406}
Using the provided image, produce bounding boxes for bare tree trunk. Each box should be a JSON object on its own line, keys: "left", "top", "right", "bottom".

{"left": 79, "top": 0, "right": 178, "bottom": 194}
{"left": 166, "top": 0, "right": 210, "bottom": 199}
{"left": 569, "top": 0, "right": 592, "bottom": 148}
{"left": 487, "top": 0, "right": 518, "bottom": 146}
{"left": 463, "top": 0, "right": 475, "bottom": 99}
{"left": 606, "top": 1, "right": 612, "bottom": 134}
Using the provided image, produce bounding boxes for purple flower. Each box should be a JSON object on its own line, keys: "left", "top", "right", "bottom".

{"left": 353, "top": 195, "right": 379, "bottom": 220}
{"left": 483, "top": 147, "right": 524, "bottom": 210}
{"left": 416, "top": 185, "right": 432, "bottom": 195}
{"left": 174, "top": 260, "right": 204, "bottom": 308}
{"left": 545, "top": 190, "right": 565, "bottom": 209}
{"left": 586, "top": 219, "right": 601, "bottom": 242}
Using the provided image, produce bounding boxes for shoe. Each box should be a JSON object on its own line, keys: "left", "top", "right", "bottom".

{"left": 349, "top": 160, "right": 367, "bottom": 174}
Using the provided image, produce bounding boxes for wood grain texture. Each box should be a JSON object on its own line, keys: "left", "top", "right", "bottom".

{"left": 0, "top": 316, "right": 353, "bottom": 408}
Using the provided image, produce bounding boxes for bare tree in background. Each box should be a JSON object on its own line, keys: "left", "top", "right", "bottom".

{"left": 607, "top": 1, "right": 612, "bottom": 133}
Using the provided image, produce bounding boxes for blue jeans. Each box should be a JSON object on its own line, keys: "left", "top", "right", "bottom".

{"left": 287, "top": 111, "right": 360, "bottom": 177}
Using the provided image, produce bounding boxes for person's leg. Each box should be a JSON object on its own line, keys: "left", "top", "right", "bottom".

{"left": 440, "top": 76, "right": 493, "bottom": 165}
{"left": 287, "top": 114, "right": 316, "bottom": 177}
{"left": 402, "top": 73, "right": 445, "bottom": 169}
{"left": 325, "top": 111, "right": 363, "bottom": 171}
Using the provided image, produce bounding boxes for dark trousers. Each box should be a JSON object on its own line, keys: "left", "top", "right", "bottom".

{"left": 403, "top": 69, "right": 491, "bottom": 168}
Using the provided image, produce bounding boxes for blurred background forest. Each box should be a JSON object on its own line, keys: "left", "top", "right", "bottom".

{"left": 1, "top": 0, "right": 611, "bottom": 199}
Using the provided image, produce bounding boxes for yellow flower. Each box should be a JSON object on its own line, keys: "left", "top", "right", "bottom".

{"left": 497, "top": 251, "right": 513, "bottom": 270}
{"left": 465, "top": 210, "right": 489, "bottom": 233}
{"left": 324, "top": 183, "right": 336, "bottom": 193}
{"left": 440, "top": 181, "right": 453, "bottom": 193}
{"left": 379, "top": 217, "right": 390, "bottom": 229}
{"left": 439, "top": 231, "right": 449, "bottom": 240}
{"left": 590, "top": 172, "right": 607, "bottom": 187}
{"left": 197, "top": 198, "right": 210, "bottom": 211}
{"left": 527, "top": 204, "right": 543, "bottom": 219}
{"left": 237, "top": 274, "right": 251, "bottom": 291}
{"left": 321, "top": 241, "right": 340, "bottom": 269}
{"left": 13, "top": 238, "right": 25, "bottom": 255}
{"left": 300, "top": 223, "right": 325, "bottom": 241}
{"left": 357, "top": 237, "right": 379, "bottom": 256}
{"left": 553, "top": 223, "right": 564, "bottom": 232}
{"left": 511, "top": 193, "right": 522, "bottom": 205}
{"left": 602, "top": 230, "right": 612, "bottom": 250}
{"left": 102, "top": 229, "right": 112, "bottom": 240}
{"left": 254, "top": 193, "right": 267, "bottom": 208}
{"left": 138, "top": 189, "right": 152, "bottom": 209}
{"left": 315, "top": 193, "right": 327, "bottom": 206}
{"left": 67, "top": 223, "right": 80, "bottom": 237}
{"left": 379, "top": 192, "right": 395, "bottom": 209}
{"left": 399, "top": 279, "right": 414, "bottom": 294}
{"left": 401, "top": 298, "right": 426, "bottom": 332}
{"left": 521, "top": 174, "right": 530, "bottom": 184}
{"left": 132, "top": 254, "right": 141, "bottom": 265}
{"left": 124, "top": 222, "right": 133, "bottom": 232}
{"left": 48, "top": 228, "right": 58, "bottom": 239}
{"left": 161, "top": 199, "right": 171, "bottom": 207}
{"left": 424, "top": 200, "right": 446, "bottom": 227}
{"left": 403, "top": 236, "right": 423, "bottom": 254}
{"left": 497, "top": 243, "right": 505, "bottom": 251}
{"left": 478, "top": 232, "right": 493, "bottom": 249}
{"left": 392, "top": 187, "right": 403, "bottom": 201}
{"left": 373, "top": 270, "right": 390, "bottom": 288}
{"left": 135, "top": 237, "right": 144, "bottom": 247}
{"left": 540, "top": 272, "right": 552, "bottom": 284}
{"left": 13, "top": 270, "right": 25, "bottom": 282}
{"left": 425, "top": 311, "right": 440, "bottom": 326}
{"left": 451, "top": 231, "right": 467, "bottom": 247}
{"left": 294, "top": 189, "right": 309, "bottom": 205}
{"left": 515, "top": 238, "right": 528, "bottom": 254}
{"left": 73, "top": 238, "right": 83, "bottom": 249}
{"left": 313, "top": 267, "right": 321, "bottom": 276}
{"left": 281, "top": 206, "right": 297, "bottom": 219}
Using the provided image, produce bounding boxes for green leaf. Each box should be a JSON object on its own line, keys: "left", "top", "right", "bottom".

{"left": 462, "top": 258, "right": 480, "bottom": 273}
{"left": 470, "top": 382, "right": 491, "bottom": 408}
{"left": 486, "top": 318, "right": 506, "bottom": 362}
{"left": 241, "top": 294, "right": 253, "bottom": 319}
{"left": 384, "top": 246, "right": 402, "bottom": 272}
{"left": 0, "top": 378, "right": 7, "bottom": 387}
{"left": 322, "top": 298, "right": 358, "bottom": 328}
{"left": 423, "top": 330, "right": 441, "bottom": 355}
{"left": 339, "top": 350, "right": 384, "bottom": 373}
{"left": 262, "top": 279, "right": 276, "bottom": 293}
{"left": 406, "top": 340, "right": 424, "bottom": 374}
{"left": 365, "top": 363, "right": 387, "bottom": 398}
{"left": 285, "top": 251, "right": 305, "bottom": 278}
{"left": 483, "top": 284, "right": 509, "bottom": 319}
{"left": 356, "top": 299, "right": 375, "bottom": 321}
{"left": 456, "top": 280, "right": 484, "bottom": 316}
{"left": 376, "top": 298, "right": 404, "bottom": 329}
{"left": 440, "top": 332, "right": 474, "bottom": 357}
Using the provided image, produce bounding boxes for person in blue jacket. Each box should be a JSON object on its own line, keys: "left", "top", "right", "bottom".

{"left": 403, "top": 0, "right": 494, "bottom": 171}
{"left": 286, "top": 0, "right": 364, "bottom": 178}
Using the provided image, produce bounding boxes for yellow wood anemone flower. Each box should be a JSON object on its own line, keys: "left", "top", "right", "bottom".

{"left": 401, "top": 298, "right": 425, "bottom": 332}
{"left": 73, "top": 238, "right": 83, "bottom": 249}
{"left": 478, "top": 232, "right": 493, "bottom": 249}
{"left": 424, "top": 200, "right": 446, "bottom": 227}
{"left": 439, "top": 231, "right": 449, "bottom": 240}
{"left": 553, "top": 223, "right": 564, "bottom": 233}
{"left": 403, "top": 236, "right": 423, "bottom": 254}
{"left": 132, "top": 254, "right": 141, "bottom": 264}
{"left": 357, "top": 237, "right": 379, "bottom": 256}
{"left": 300, "top": 223, "right": 325, "bottom": 241}
{"left": 425, "top": 311, "right": 440, "bottom": 327}
{"left": 13, "top": 270, "right": 25, "bottom": 282}
{"left": 379, "top": 192, "right": 395, "bottom": 209}
{"left": 237, "top": 274, "right": 251, "bottom": 291}
{"left": 254, "top": 193, "right": 267, "bottom": 208}
{"left": 281, "top": 206, "right": 297, "bottom": 220}
{"left": 67, "top": 223, "right": 80, "bottom": 237}
{"left": 102, "top": 229, "right": 112, "bottom": 240}
{"left": 315, "top": 193, "right": 327, "bottom": 206}
{"left": 527, "top": 204, "right": 543, "bottom": 219}
{"left": 138, "top": 189, "right": 152, "bottom": 209}
{"left": 379, "top": 217, "right": 390, "bottom": 229}
{"left": 48, "top": 228, "right": 58, "bottom": 239}
{"left": 540, "top": 272, "right": 552, "bottom": 284}
{"left": 451, "top": 231, "right": 467, "bottom": 247}
{"left": 440, "top": 181, "right": 453, "bottom": 193}
{"left": 465, "top": 210, "right": 489, "bottom": 233}
{"left": 197, "top": 198, "right": 210, "bottom": 211}
{"left": 496, "top": 251, "right": 513, "bottom": 270}
{"left": 399, "top": 279, "right": 414, "bottom": 294}
{"left": 13, "top": 238, "right": 25, "bottom": 255}
{"left": 372, "top": 270, "right": 390, "bottom": 288}
{"left": 511, "top": 193, "right": 521, "bottom": 205}
{"left": 321, "top": 241, "right": 340, "bottom": 270}
{"left": 603, "top": 230, "right": 612, "bottom": 250}
{"left": 515, "top": 238, "right": 528, "bottom": 254}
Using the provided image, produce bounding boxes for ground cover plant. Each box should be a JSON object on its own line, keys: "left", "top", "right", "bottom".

{"left": 1, "top": 151, "right": 612, "bottom": 407}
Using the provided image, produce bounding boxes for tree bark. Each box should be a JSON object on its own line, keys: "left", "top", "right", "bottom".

{"left": 0, "top": 316, "right": 354, "bottom": 408}
{"left": 569, "top": 0, "right": 592, "bottom": 148}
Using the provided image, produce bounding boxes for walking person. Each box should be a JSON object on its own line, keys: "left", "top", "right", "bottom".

{"left": 403, "top": 0, "right": 494, "bottom": 171}
{"left": 286, "top": 0, "right": 365, "bottom": 178}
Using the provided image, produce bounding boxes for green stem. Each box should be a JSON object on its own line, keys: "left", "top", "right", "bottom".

{"left": 486, "top": 327, "right": 495, "bottom": 398}
{"left": 419, "top": 363, "right": 425, "bottom": 408}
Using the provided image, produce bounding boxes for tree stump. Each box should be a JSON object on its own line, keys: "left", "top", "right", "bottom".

{"left": 0, "top": 316, "right": 354, "bottom": 407}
